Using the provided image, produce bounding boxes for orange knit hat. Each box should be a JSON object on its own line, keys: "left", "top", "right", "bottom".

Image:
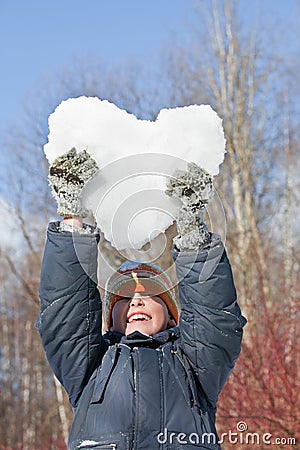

{"left": 104, "top": 261, "right": 178, "bottom": 330}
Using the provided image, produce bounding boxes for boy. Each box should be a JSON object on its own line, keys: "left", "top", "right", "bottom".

{"left": 38, "top": 149, "right": 246, "bottom": 450}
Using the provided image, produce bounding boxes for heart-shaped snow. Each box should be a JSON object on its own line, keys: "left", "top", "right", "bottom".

{"left": 44, "top": 96, "right": 226, "bottom": 250}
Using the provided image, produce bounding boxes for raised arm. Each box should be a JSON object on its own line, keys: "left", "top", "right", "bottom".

{"left": 172, "top": 237, "right": 246, "bottom": 407}
{"left": 37, "top": 221, "right": 103, "bottom": 407}
{"left": 166, "top": 163, "right": 246, "bottom": 406}
{"left": 37, "top": 149, "right": 103, "bottom": 407}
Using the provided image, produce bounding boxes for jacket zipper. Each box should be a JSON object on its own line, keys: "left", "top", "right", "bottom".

{"left": 173, "top": 349, "right": 202, "bottom": 411}
{"left": 132, "top": 348, "right": 139, "bottom": 450}
{"left": 158, "top": 349, "right": 165, "bottom": 450}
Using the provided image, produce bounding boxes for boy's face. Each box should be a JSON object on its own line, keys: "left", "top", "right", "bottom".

{"left": 110, "top": 292, "right": 175, "bottom": 336}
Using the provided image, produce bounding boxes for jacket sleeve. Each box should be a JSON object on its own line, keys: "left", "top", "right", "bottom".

{"left": 37, "top": 222, "right": 103, "bottom": 407}
{"left": 172, "top": 234, "right": 247, "bottom": 407}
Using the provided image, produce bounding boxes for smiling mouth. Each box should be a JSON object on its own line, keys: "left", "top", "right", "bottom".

{"left": 127, "top": 313, "right": 151, "bottom": 323}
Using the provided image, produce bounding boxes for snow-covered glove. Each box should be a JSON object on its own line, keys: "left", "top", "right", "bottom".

{"left": 49, "top": 148, "right": 99, "bottom": 218}
{"left": 165, "top": 162, "right": 213, "bottom": 251}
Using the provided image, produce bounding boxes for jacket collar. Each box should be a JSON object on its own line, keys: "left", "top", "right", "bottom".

{"left": 104, "top": 327, "right": 180, "bottom": 349}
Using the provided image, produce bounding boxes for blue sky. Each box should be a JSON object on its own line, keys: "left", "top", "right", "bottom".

{"left": 0, "top": 0, "right": 190, "bottom": 128}
{"left": 0, "top": 0, "right": 298, "bottom": 137}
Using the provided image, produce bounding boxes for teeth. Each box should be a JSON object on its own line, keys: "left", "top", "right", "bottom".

{"left": 128, "top": 313, "right": 151, "bottom": 323}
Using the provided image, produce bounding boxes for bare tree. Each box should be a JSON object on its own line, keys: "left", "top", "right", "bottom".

{"left": 0, "top": 54, "right": 169, "bottom": 449}
{"left": 0, "top": 1, "right": 299, "bottom": 448}
{"left": 161, "top": 0, "right": 300, "bottom": 445}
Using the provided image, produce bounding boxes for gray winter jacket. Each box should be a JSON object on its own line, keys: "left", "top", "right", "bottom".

{"left": 37, "top": 222, "right": 246, "bottom": 450}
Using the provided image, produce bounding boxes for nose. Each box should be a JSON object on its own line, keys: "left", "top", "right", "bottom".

{"left": 130, "top": 294, "right": 145, "bottom": 307}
